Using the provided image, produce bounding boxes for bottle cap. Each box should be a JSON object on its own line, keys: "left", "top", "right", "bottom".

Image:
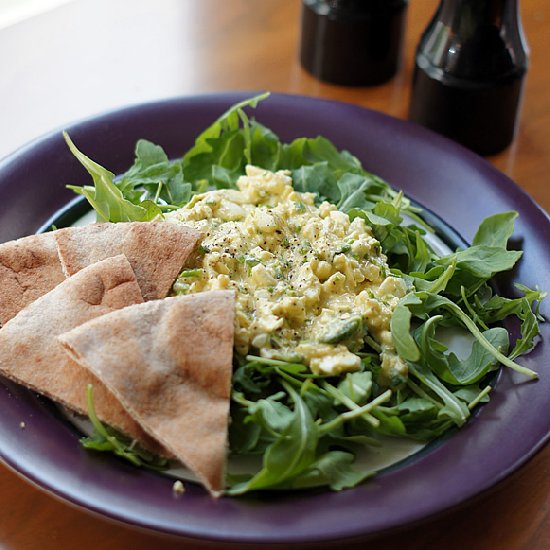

{"left": 300, "top": 0, "right": 408, "bottom": 86}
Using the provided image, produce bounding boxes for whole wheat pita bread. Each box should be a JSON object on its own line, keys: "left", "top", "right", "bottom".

{"left": 54, "top": 222, "right": 202, "bottom": 300}
{"left": 59, "top": 290, "right": 235, "bottom": 495}
{"left": 0, "top": 233, "right": 65, "bottom": 325}
{"left": 0, "top": 254, "right": 162, "bottom": 452}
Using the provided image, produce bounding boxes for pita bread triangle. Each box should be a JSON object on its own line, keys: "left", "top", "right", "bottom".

{"left": 54, "top": 222, "right": 202, "bottom": 301}
{"left": 59, "top": 290, "right": 235, "bottom": 495}
{"left": 0, "top": 232, "right": 65, "bottom": 326}
{"left": 0, "top": 254, "right": 163, "bottom": 453}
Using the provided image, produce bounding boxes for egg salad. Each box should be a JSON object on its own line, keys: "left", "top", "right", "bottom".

{"left": 167, "top": 165, "right": 408, "bottom": 380}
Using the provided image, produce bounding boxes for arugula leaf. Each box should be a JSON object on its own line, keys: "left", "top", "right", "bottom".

{"left": 412, "top": 314, "right": 507, "bottom": 387}
{"left": 284, "top": 451, "right": 370, "bottom": 491}
{"left": 337, "top": 372, "right": 373, "bottom": 405}
{"left": 438, "top": 211, "right": 522, "bottom": 296}
{"left": 228, "top": 383, "right": 318, "bottom": 494}
{"left": 508, "top": 300, "right": 541, "bottom": 360}
{"left": 291, "top": 162, "right": 338, "bottom": 203}
{"left": 446, "top": 328, "right": 509, "bottom": 384}
{"left": 391, "top": 293, "right": 422, "bottom": 362}
{"left": 64, "top": 133, "right": 162, "bottom": 222}
{"left": 397, "top": 397, "right": 439, "bottom": 424}
{"left": 281, "top": 136, "right": 362, "bottom": 174}
{"left": 477, "top": 284, "right": 546, "bottom": 360}
{"left": 250, "top": 121, "right": 281, "bottom": 170}
{"left": 81, "top": 385, "right": 167, "bottom": 470}
{"left": 479, "top": 284, "right": 545, "bottom": 322}
{"left": 454, "top": 384, "right": 492, "bottom": 408}
{"left": 408, "top": 364, "right": 470, "bottom": 426}
{"left": 134, "top": 139, "right": 168, "bottom": 165}
{"left": 403, "top": 260, "right": 457, "bottom": 295}
{"left": 89, "top": 139, "right": 193, "bottom": 209}
{"left": 319, "top": 389, "right": 393, "bottom": 434}
{"left": 228, "top": 401, "right": 262, "bottom": 454}
{"left": 182, "top": 92, "right": 269, "bottom": 188}
{"left": 441, "top": 245, "right": 523, "bottom": 280}
{"left": 400, "top": 291, "right": 538, "bottom": 379}
{"left": 370, "top": 407, "right": 408, "bottom": 436}
{"left": 247, "top": 394, "right": 294, "bottom": 434}
{"left": 473, "top": 211, "right": 518, "bottom": 248}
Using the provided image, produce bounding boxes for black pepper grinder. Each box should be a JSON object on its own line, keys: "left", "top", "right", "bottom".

{"left": 408, "top": 0, "right": 528, "bottom": 156}
{"left": 300, "top": 0, "right": 409, "bottom": 86}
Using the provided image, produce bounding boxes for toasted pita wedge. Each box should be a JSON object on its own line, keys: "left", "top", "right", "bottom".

{"left": 59, "top": 290, "right": 235, "bottom": 495}
{"left": 0, "top": 233, "right": 65, "bottom": 325}
{"left": 0, "top": 254, "right": 162, "bottom": 452}
{"left": 54, "top": 222, "right": 202, "bottom": 300}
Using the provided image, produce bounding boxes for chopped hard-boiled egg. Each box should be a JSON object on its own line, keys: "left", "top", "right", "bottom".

{"left": 167, "top": 166, "right": 408, "bottom": 377}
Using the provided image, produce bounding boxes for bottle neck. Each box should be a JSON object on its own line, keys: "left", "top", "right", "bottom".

{"left": 438, "top": 0, "right": 519, "bottom": 32}
{"left": 418, "top": 0, "right": 527, "bottom": 81}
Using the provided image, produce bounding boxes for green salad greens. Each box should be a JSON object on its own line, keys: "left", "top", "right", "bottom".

{"left": 66, "top": 93, "right": 545, "bottom": 494}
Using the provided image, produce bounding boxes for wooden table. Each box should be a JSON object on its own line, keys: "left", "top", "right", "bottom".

{"left": 0, "top": 1, "right": 548, "bottom": 548}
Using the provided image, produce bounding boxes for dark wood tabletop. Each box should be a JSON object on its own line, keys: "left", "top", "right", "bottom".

{"left": 0, "top": 0, "right": 548, "bottom": 548}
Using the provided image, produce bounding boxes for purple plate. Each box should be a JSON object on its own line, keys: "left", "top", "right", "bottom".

{"left": 0, "top": 93, "right": 548, "bottom": 544}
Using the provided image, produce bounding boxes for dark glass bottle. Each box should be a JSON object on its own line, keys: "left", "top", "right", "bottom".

{"left": 408, "top": 0, "right": 528, "bottom": 156}
{"left": 300, "top": 0, "right": 409, "bottom": 86}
